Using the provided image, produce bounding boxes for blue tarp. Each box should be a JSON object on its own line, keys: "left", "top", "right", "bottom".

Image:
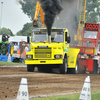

{"left": 0, "top": 55, "right": 8, "bottom": 62}
{"left": 0, "top": 55, "right": 15, "bottom": 62}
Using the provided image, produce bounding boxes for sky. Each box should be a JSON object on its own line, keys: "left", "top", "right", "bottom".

{"left": 0, "top": 0, "right": 31, "bottom": 34}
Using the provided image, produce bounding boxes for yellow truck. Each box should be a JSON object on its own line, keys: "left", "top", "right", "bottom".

{"left": 25, "top": 28, "right": 80, "bottom": 74}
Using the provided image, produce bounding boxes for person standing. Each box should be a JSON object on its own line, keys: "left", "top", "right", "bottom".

{"left": 25, "top": 45, "right": 29, "bottom": 55}
{"left": 13, "top": 43, "right": 18, "bottom": 53}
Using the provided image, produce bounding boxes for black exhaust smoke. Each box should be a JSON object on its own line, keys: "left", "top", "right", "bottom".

{"left": 39, "top": 0, "right": 63, "bottom": 36}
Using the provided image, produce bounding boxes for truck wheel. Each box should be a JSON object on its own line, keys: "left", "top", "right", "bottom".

{"left": 75, "top": 61, "right": 79, "bottom": 74}
{"left": 27, "top": 65, "right": 34, "bottom": 72}
{"left": 97, "top": 68, "right": 100, "bottom": 74}
{"left": 74, "top": 58, "right": 79, "bottom": 74}
{"left": 60, "top": 57, "right": 67, "bottom": 74}
{"left": 90, "top": 60, "right": 98, "bottom": 74}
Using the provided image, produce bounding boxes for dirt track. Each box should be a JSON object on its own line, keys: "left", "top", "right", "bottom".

{"left": 0, "top": 66, "right": 100, "bottom": 100}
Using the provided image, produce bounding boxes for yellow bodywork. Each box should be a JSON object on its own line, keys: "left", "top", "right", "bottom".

{"left": 25, "top": 43, "right": 64, "bottom": 64}
{"left": 67, "top": 48, "right": 80, "bottom": 68}
{"left": 25, "top": 28, "right": 80, "bottom": 69}
{"left": 11, "top": 46, "right": 14, "bottom": 54}
{"left": 25, "top": 43, "right": 80, "bottom": 68}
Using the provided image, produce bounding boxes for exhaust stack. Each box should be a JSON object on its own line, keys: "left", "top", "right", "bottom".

{"left": 39, "top": 0, "right": 63, "bottom": 44}
{"left": 48, "top": 35, "right": 51, "bottom": 44}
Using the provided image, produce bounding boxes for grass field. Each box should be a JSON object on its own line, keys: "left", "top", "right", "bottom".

{"left": 0, "top": 61, "right": 24, "bottom": 65}
{"left": 30, "top": 90, "right": 100, "bottom": 100}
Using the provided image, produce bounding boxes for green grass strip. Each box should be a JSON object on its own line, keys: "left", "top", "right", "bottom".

{"left": 30, "top": 90, "right": 100, "bottom": 100}
{"left": 0, "top": 61, "right": 24, "bottom": 65}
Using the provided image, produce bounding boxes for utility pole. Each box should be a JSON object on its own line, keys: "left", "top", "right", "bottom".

{"left": 0, "top": 2, "right": 3, "bottom": 35}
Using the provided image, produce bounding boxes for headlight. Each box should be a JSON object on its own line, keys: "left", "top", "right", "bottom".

{"left": 54, "top": 55, "right": 63, "bottom": 58}
{"left": 26, "top": 55, "right": 33, "bottom": 58}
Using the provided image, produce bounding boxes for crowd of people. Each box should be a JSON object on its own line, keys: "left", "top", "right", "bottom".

{"left": 5, "top": 41, "right": 29, "bottom": 56}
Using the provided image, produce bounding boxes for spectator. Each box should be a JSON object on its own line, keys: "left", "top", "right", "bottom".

{"left": 13, "top": 43, "right": 18, "bottom": 53}
{"left": 25, "top": 44, "right": 29, "bottom": 55}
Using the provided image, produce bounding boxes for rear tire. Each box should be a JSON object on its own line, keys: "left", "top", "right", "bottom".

{"left": 97, "top": 68, "right": 100, "bottom": 74}
{"left": 90, "top": 60, "right": 98, "bottom": 74}
{"left": 27, "top": 65, "right": 34, "bottom": 72}
{"left": 74, "top": 58, "right": 79, "bottom": 74}
{"left": 60, "top": 57, "right": 67, "bottom": 74}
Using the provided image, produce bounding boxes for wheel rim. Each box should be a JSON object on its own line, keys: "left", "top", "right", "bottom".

{"left": 75, "top": 63, "right": 78, "bottom": 74}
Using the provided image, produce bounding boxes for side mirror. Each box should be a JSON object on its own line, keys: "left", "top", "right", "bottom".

{"left": 65, "top": 32, "right": 67, "bottom": 41}
{"left": 67, "top": 37, "right": 70, "bottom": 43}
{"left": 27, "top": 36, "right": 30, "bottom": 43}
{"left": 65, "top": 32, "right": 70, "bottom": 43}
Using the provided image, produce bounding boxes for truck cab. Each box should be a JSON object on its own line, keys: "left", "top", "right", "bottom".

{"left": 25, "top": 28, "right": 80, "bottom": 74}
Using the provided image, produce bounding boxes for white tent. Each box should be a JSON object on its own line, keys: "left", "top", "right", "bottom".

{"left": 9, "top": 36, "right": 27, "bottom": 45}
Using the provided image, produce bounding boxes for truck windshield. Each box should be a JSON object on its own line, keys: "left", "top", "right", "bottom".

{"left": 32, "top": 31, "right": 64, "bottom": 42}
{"left": 84, "top": 30, "right": 98, "bottom": 39}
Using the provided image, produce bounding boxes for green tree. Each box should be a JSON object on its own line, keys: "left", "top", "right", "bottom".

{"left": 17, "top": 0, "right": 42, "bottom": 36}
{"left": 19, "top": 0, "right": 100, "bottom": 25}
{"left": 16, "top": 22, "right": 33, "bottom": 36}
{"left": 86, "top": 0, "right": 100, "bottom": 23}
{"left": 19, "top": 0, "right": 37, "bottom": 20}
{"left": 1, "top": 27, "right": 14, "bottom": 36}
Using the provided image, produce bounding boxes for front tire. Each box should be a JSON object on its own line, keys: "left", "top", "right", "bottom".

{"left": 27, "top": 65, "right": 34, "bottom": 72}
{"left": 60, "top": 57, "right": 67, "bottom": 74}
